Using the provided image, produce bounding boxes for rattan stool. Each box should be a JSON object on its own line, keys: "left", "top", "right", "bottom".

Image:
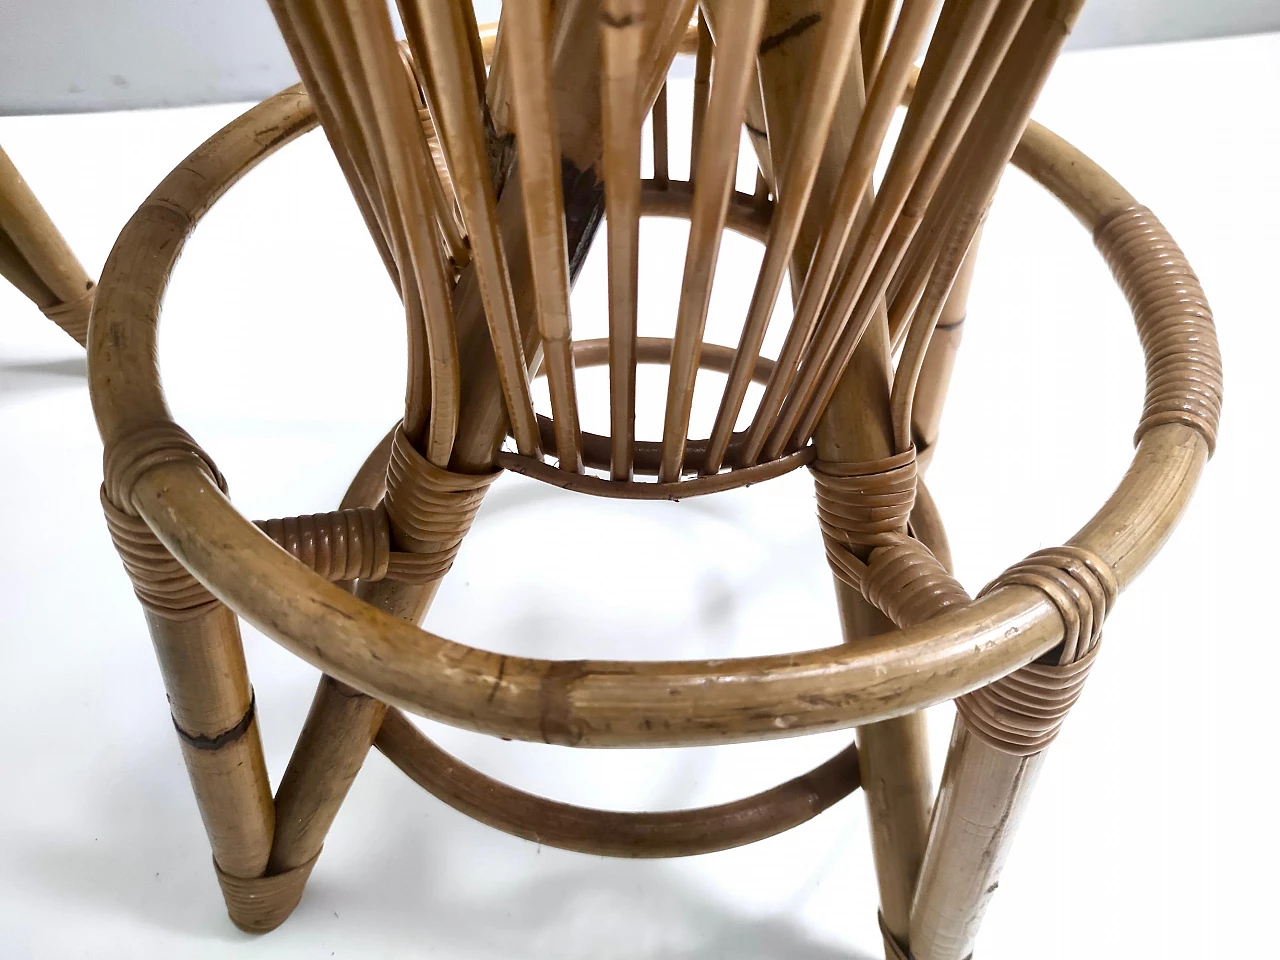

{"left": 88, "top": 3, "right": 1220, "bottom": 958}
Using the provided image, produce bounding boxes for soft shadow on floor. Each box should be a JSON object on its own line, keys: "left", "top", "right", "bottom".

{"left": 10, "top": 724, "right": 873, "bottom": 957}
{"left": 311, "top": 857, "right": 875, "bottom": 960}
{"left": 0, "top": 355, "right": 88, "bottom": 399}
{"left": 5, "top": 735, "right": 250, "bottom": 940}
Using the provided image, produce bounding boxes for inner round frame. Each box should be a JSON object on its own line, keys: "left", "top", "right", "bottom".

{"left": 87, "top": 86, "right": 1211, "bottom": 748}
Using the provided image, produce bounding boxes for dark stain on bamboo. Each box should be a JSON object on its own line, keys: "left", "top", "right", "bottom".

{"left": 562, "top": 158, "right": 606, "bottom": 281}
{"left": 174, "top": 695, "right": 256, "bottom": 751}
{"left": 759, "top": 13, "right": 822, "bottom": 57}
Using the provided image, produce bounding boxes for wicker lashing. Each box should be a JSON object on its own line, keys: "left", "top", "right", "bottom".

{"left": 101, "top": 421, "right": 227, "bottom": 620}
{"left": 40, "top": 288, "right": 94, "bottom": 346}
{"left": 957, "top": 546, "right": 1117, "bottom": 756}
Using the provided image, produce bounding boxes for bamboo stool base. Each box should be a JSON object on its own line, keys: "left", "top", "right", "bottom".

{"left": 87, "top": 23, "right": 1219, "bottom": 951}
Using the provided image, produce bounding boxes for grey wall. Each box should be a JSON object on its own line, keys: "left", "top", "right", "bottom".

{"left": 1069, "top": 0, "right": 1280, "bottom": 49}
{"left": 2, "top": 1, "right": 1278, "bottom": 115}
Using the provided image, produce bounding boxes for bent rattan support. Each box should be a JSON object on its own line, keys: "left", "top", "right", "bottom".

{"left": 376, "top": 708, "right": 861, "bottom": 859}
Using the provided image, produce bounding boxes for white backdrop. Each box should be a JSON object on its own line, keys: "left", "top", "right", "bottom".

{"left": 0, "top": 28, "right": 1276, "bottom": 960}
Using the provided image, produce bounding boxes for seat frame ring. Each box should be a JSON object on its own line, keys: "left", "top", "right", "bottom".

{"left": 88, "top": 85, "right": 1214, "bottom": 748}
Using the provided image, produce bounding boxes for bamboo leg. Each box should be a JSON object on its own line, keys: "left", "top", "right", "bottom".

{"left": 743, "top": 3, "right": 936, "bottom": 954}
{"left": 152, "top": 606, "right": 275, "bottom": 883}
{"left": 0, "top": 143, "right": 95, "bottom": 344}
{"left": 912, "top": 539, "right": 1112, "bottom": 960}
{"left": 261, "top": 430, "right": 391, "bottom": 879}
{"left": 909, "top": 723, "right": 1045, "bottom": 960}
{"left": 265, "top": 428, "right": 429, "bottom": 877}
{"left": 104, "top": 482, "right": 283, "bottom": 931}
{"left": 266, "top": 672, "right": 390, "bottom": 875}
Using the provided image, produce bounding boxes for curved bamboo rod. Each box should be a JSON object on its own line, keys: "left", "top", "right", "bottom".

{"left": 376, "top": 708, "right": 861, "bottom": 858}
{"left": 90, "top": 67, "right": 1212, "bottom": 747}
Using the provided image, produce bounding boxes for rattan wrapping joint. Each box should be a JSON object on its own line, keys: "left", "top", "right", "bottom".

{"left": 40, "top": 285, "right": 94, "bottom": 346}
{"left": 861, "top": 537, "right": 971, "bottom": 630}
{"left": 956, "top": 546, "right": 1118, "bottom": 755}
{"left": 256, "top": 507, "right": 391, "bottom": 582}
{"left": 102, "top": 420, "right": 226, "bottom": 516}
{"left": 811, "top": 449, "right": 968, "bottom": 629}
{"left": 101, "top": 421, "right": 227, "bottom": 619}
{"left": 382, "top": 424, "right": 500, "bottom": 581}
{"left": 102, "top": 486, "right": 221, "bottom": 620}
{"left": 1094, "top": 205, "right": 1222, "bottom": 455}
{"left": 214, "top": 848, "right": 321, "bottom": 934}
{"left": 810, "top": 448, "right": 918, "bottom": 550}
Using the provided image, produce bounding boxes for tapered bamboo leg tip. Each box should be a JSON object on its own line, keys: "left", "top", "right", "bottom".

{"left": 214, "top": 851, "right": 321, "bottom": 934}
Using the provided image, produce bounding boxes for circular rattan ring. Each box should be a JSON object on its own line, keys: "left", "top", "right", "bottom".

{"left": 514, "top": 335, "right": 816, "bottom": 499}
{"left": 89, "top": 86, "right": 1217, "bottom": 748}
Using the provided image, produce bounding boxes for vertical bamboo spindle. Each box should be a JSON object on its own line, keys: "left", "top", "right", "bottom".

{"left": 861, "top": 0, "right": 898, "bottom": 87}
{"left": 447, "top": 0, "right": 608, "bottom": 472}
{"left": 689, "top": 14, "right": 713, "bottom": 181}
{"left": 652, "top": 83, "right": 671, "bottom": 186}
{"left": 505, "top": 0, "right": 584, "bottom": 471}
{"left": 407, "top": 0, "right": 542, "bottom": 458}
{"left": 739, "top": 0, "right": 947, "bottom": 466}
{"left": 658, "top": 0, "right": 768, "bottom": 483}
{"left": 602, "top": 0, "right": 645, "bottom": 480}
{"left": 761, "top": 0, "right": 1006, "bottom": 460}
{"left": 702, "top": 0, "right": 866, "bottom": 475}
